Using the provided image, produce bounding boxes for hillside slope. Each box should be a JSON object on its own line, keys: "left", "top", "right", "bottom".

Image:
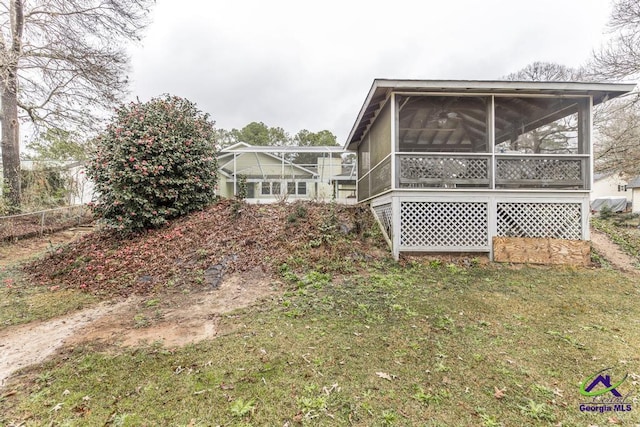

{"left": 24, "top": 200, "right": 386, "bottom": 296}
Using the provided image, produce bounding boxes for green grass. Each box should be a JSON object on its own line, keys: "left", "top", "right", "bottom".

{"left": 0, "top": 268, "right": 97, "bottom": 329}
{"left": 2, "top": 259, "right": 640, "bottom": 426}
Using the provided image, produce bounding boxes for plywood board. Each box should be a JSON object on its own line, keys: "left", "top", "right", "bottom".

{"left": 493, "top": 237, "right": 590, "bottom": 266}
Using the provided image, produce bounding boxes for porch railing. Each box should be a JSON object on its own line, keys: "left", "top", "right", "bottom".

{"left": 495, "top": 155, "right": 587, "bottom": 189}
{"left": 397, "top": 153, "right": 491, "bottom": 188}
{"left": 396, "top": 153, "right": 588, "bottom": 190}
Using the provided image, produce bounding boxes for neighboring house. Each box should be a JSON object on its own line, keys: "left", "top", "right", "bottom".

{"left": 628, "top": 177, "right": 640, "bottom": 213}
{"left": 591, "top": 172, "right": 630, "bottom": 201}
{"left": 345, "top": 79, "right": 635, "bottom": 259}
{"left": 217, "top": 142, "right": 356, "bottom": 203}
{"left": 1, "top": 160, "right": 93, "bottom": 206}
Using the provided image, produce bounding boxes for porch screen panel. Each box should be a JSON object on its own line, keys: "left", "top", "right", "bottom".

{"left": 496, "top": 202, "right": 582, "bottom": 240}
{"left": 358, "top": 135, "right": 370, "bottom": 177}
{"left": 370, "top": 156, "right": 391, "bottom": 196}
{"left": 370, "top": 102, "right": 391, "bottom": 167}
{"left": 398, "top": 95, "right": 489, "bottom": 153}
{"left": 494, "top": 97, "right": 583, "bottom": 154}
{"left": 357, "top": 135, "right": 371, "bottom": 201}
{"left": 400, "top": 201, "right": 488, "bottom": 249}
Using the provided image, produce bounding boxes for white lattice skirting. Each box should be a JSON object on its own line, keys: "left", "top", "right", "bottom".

{"left": 400, "top": 201, "right": 489, "bottom": 250}
{"left": 377, "top": 200, "right": 586, "bottom": 253}
{"left": 496, "top": 202, "right": 582, "bottom": 240}
{"left": 372, "top": 203, "right": 393, "bottom": 242}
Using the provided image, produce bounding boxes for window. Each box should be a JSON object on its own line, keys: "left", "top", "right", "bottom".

{"left": 297, "top": 182, "right": 307, "bottom": 195}
{"left": 261, "top": 182, "right": 270, "bottom": 195}
{"left": 287, "top": 182, "right": 296, "bottom": 194}
{"left": 261, "top": 182, "right": 282, "bottom": 195}
{"left": 618, "top": 184, "right": 628, "bottom": 192}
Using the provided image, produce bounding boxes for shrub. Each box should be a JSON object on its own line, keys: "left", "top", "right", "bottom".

{"left": 599, "top": 204, "right": 613, "bottom": 220}
{"left": 87, "top": 95, "right": 218, "bottom": 231}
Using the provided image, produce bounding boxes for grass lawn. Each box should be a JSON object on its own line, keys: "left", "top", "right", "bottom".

{"left": 0, "top": 270, "right": 97, "bottom": 329}
{"left": 2, "top": 257, "right": 640, "bottom": 426}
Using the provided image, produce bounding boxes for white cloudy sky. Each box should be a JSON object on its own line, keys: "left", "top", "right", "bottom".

{"left": 128, "top": 0, "right": 613, "bottom": 143}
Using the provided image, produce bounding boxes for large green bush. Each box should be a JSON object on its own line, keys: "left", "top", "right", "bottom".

{"left": 87, "top": 95, "right": 218, "bottom": 231}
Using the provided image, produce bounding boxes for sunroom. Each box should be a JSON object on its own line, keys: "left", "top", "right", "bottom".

{"left": 346, "top": 79, "right": 635, "bottom": 260}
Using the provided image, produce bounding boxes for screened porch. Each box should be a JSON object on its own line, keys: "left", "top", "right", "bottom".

{"left": 355, "top": 89, "right": 595, "bottom": 201}
{"left": 346, "top": 80, "right": 635, "bottom": 259}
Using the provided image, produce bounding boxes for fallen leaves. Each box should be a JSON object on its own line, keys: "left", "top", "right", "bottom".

{"left": 24, "top": 201, "right": 380, "bottom": 298}
{"left": 375, "top": 371, "right": 397, "bottom": 381}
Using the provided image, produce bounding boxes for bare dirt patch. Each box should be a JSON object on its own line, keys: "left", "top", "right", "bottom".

{"left": 0, "top": 270, "right": 278, "bottom": 387}
{"left": 590, "top": 227, "right": 640, "bottom": 274}
{"left": 66, "top": 270, "right": 278, "bottom": 348}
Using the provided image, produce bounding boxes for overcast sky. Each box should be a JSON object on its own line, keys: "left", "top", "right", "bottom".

{"left": 128, "top": 0, "right": 613, "bottom": 143}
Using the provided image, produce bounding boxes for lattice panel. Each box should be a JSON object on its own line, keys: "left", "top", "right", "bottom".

{"left": 400, "top": 156, "right": 489, "bottom": 180}
{"left": 496, "top": 158, "right": 582, "bottom": 181}
{"left": 400, "top": 202, "right": 488, "bottom": 248}
{"left": 372, "top": 203, "right": 393, "bottom": 241}
{"left": 496, "top": 202, "right": 582, "bottom": 239}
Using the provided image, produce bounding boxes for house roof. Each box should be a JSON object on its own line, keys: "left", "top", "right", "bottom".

{"left": 628, "top": 176, "right": 640, "bottom": 188}
{"left": 218, "top": 142, "right": 320, "bottom": 177}
{"left": 221, "top": 141, "right": 344, "bottom": 154}
{"left": 345, "top": 79, "right": 637, "bottom": 150}
{"left": 593, "top": 172, "right": 614, "bottom": 182}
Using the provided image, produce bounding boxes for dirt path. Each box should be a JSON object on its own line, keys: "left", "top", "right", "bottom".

{"left": 590, "top": 228, "right": 640, "bottom": 275}
{"left": 0, "top": 298, "right": 136, "bottom": 387}
{"left": 0, "top": 271, "right": 277, "bottom": 387}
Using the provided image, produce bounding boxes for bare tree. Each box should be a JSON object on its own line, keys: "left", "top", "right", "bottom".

{"left": 0, "top": 0, "right": 153, "bottom": 206}
{"left": 501, "top": 62, "right": 587, "bottom": 154}
{"left": 590, "top": 0, "right": 640, "bottom": 80}
{"left": 503, "top": 61, "right": 587, "bottom": 82}
{"left": 585, "top": 0, "right": 640, "bottom": 177}
{"left": 594, "top": 97, "right": 640, "bottom": 176}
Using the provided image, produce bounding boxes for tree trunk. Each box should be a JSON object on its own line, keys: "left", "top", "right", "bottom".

{"left": 1, "top": 0, "right": 24, "bottom": 208}
{"left": 1, "top": 71, "right": 21, "bottom": 207}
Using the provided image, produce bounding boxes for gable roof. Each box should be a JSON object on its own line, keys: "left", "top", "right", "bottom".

{"left": 345, "top": 79, "right": 636, "bottom": 150}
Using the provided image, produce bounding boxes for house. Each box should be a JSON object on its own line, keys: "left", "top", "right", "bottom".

{"left": 592, "top": 172, "right": 631, "bottom": 201}
{"left": 217, "top": 142, "right": 356, "bottom": 203}
{"left": 590, "top": 172, "right": 631, "bottom": 212}
{"left": 345, "top": 79, "right": 635, "bottom": 259}
{"left": 628, "top": 177, "right": 640, "bottom": 213}
{"left": 1, "top": 160, "right": 93, "bottom": 206}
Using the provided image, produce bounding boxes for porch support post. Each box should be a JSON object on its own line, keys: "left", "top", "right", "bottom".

{"left": 392, "top": 195, "right": 401, "bottom": 260}
{"left": 391, "top": 93, "right": 397, "bottom": 190}
{"left": 488, "top": 195, "right": 497, "bottom": 261}
{"left": 582, "top": 198, "right": 591, "bottom": 240}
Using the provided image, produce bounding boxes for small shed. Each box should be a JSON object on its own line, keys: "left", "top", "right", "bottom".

{"left": 345, "top": 79, "right": 635, "bottom": 259}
